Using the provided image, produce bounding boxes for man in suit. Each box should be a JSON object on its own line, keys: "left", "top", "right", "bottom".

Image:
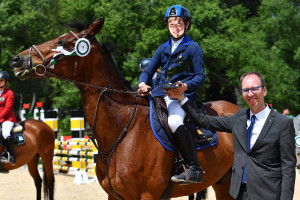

{"left": 164, "top": 72, "right": 296, "bottom": 200}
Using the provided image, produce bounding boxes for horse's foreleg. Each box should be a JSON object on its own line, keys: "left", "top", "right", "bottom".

{"left": 27, "top": 154, "right": 42, "bottom": 200}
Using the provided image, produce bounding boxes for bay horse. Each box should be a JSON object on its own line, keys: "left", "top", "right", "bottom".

{"left": 0, "top": 119, "right": 55, "bottom": 200}
{"left": 10, "top": 18, "right": 239, "bottom": 200}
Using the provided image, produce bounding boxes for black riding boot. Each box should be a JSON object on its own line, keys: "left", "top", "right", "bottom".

{"left": 171, "top": 125, "right": 203, "bottom": 183}
{"left": 2, "top": 137, "right": 16, "bottom": 165}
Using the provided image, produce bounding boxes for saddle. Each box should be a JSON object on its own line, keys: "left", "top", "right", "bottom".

{"left": 153, "top": 96, "right": 210, "bottom": 145}
{"left": 0, "top": 122, "right": 26, "bottom": 146}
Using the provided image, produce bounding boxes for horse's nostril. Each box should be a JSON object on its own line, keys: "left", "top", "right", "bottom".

{"left": 10, "top": 55, "right": 22, "bottom": 68}
{"left": 12, "top": 55, "right": 21, "bottom": 63}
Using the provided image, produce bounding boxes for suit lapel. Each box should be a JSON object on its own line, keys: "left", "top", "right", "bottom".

{"left": 236, "top": 109, "right": 249, "bottom": 152}
{"left": 163, "top": 38, "right": 172, "bottom": 55}
{"left": 165, "top": 44, "right": 172, "bottom": 56}
{"left": 250, "top": 109, "right": 275, "bottom": 151}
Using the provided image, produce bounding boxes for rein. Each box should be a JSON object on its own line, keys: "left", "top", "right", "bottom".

{"left": 90, "top": 87, "right": 137, "bottom": 200}
{"left": 44, "top": 70, "right": 140, "bottom": 94}
{"left": 27, "top": 31, "right": 143, "bottom": 200}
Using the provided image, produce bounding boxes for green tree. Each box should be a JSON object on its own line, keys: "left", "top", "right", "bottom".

{"left": 1, "top": 0, "right": 299, "bottom": 118}
{"left": 0, "top": 0, "right": 62, "bottom": 112}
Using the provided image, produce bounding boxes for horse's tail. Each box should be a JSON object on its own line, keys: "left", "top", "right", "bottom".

{"left": 43, "top": 165, "right": 55, "bottom": 200}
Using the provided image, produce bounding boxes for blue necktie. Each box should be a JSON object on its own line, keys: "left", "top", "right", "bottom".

{"left": 242, "top": 115, "right": 256, "bottom": 183}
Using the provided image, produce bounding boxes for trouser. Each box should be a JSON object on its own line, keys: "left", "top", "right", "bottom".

{"left": 163, "top": 95, "right": 185, "bottom": 133}
{"left": 236, "top": 183, "right": 250, "bottom": 200}
{"left": 2, "top": 121, "right": 14, "bottom": 139}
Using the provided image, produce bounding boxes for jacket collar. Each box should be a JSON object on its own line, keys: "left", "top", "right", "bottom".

{"left": 0, "top": 87, "right": 8, "bottom": 96}
{"left": 163, "top": 35, "right": 191, "bottom": 55}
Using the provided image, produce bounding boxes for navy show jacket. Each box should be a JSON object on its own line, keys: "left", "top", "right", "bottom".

{"left": 138, "top": 35, "right": 205, "bottom": 102}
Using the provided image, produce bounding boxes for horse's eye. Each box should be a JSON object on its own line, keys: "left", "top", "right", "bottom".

{"left": 57, "top": 39, "right": 67, "bottom": 48}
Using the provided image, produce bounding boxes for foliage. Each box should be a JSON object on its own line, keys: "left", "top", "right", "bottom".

{"left": 1, "top": 0, "right": 299, "bottom": 123}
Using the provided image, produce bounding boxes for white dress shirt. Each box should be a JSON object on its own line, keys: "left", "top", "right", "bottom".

{"left": 171, "top": 37, "right": 184, "bottom": 53}
{"left": 249, "top": 104, "right": 271, "bottom": 149}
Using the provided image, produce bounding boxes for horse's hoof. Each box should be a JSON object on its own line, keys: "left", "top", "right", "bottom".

{"left": 0, "top": 169, "right": 9, "bottom": 173}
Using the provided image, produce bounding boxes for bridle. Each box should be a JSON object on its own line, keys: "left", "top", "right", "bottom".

{"left": 27, "top": 30, "right": 141, "bottom": 200}
{"left": 28, "top": 31, "right": 80, "bottom": 78}
{"left": 27, "top": 31, "right": 142, "bottom": 94}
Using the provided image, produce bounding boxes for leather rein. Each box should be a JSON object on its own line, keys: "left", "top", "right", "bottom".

{"left": 27, "top": 31, "right": 140, "bottom": 200}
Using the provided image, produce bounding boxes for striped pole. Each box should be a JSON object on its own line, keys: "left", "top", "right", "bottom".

{"left": 54, "top": 138, "right": 97, "bottom": 176}
{"left": 70, "top": 109, "right": 85, "bottom": 138}
{"left": 42, "top": 109, "right": 58, "bottom": 138}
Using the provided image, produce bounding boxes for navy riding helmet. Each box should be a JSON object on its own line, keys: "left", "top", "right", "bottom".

{"left": 139, "top": 58, "right": 151, "bottom": 71}
{"left": 0, "top": 71, "right": 10, "bottom": 81}
{"left": 164, "top": 5, "right": 191, "bottom": 30}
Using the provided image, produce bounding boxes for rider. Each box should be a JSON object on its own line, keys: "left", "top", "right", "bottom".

{"left": 139, "top": 58, "right": 151, "bottom": 73}
{"left": 0, "top": 71, "right": 17, "bottom": 165}
{"left": 138, "top": 5, "right": 206, "bottom": 183}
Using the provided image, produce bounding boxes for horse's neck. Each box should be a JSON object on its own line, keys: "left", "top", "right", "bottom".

{"left": 78, "top": 49, "right": 138, "bottom": 148}
{"left": 81, "top": 90, "right": 139, "bottom": 150}
{"left": 90, "top": 55, "right": 128, "bottom": 90}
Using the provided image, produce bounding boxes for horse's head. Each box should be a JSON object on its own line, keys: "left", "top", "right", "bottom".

{"left": 10, "top": 18, "right": 105, "bottom": 80}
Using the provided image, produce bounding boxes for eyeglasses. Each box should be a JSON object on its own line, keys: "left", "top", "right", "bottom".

{"left": 240, "top": 85, "right": 264, "bottom": 95}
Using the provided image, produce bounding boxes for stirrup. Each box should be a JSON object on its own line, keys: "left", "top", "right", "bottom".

{"left": 0, "top": 152, "right": 13, "bottom": 164}
{"left": 0, "top": 151, "right": 8, "bottom": 163}
{"left": 1, "top": 156, "right": 9, "bottom": 163}
{"left": 171, "top": 168, "right": 204, "bottom": 184}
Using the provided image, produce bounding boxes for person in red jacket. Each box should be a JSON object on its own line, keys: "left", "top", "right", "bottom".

{"left": 0, "top": 71, "right": 17, "bottom": 165}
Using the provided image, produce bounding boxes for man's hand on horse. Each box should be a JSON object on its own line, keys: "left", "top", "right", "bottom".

{"left": 138, "top": 82, "right": 152, "bottom": 96}
{"left": 164, "top": 81, "right": 187, "bottom": 102}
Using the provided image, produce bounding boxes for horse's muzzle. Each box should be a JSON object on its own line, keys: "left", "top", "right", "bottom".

{"left": 10, "top": 55, "right": 31, "bottom": 79}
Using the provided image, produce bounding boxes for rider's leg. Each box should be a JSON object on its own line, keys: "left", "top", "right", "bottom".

{"left": 164, "top": 96, "right": 203, "bottom": 183}
{"left": 1, "top": 121, "right": 15, "bottom": 165}
{"left": 171, "top": 125, "right": 203, "bottom": 183}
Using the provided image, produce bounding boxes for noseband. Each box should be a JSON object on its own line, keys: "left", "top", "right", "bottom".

{"left": 28, "top": 31, "right": 80, "bottom": 78}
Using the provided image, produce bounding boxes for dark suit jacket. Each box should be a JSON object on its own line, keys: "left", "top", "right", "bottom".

{"left": 182, "top": 100, "right": 296, "bottom": 200}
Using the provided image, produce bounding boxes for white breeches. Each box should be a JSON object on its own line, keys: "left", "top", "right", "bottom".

{"left": 2, "top": 121, "right": 14, "bottom": 139}
{"left": 163, "top": 95, "right": 186, "bottom": 133}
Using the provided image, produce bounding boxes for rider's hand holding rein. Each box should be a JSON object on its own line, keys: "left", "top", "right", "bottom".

{"left": 137, "top": 82, "right": 152, "bottom": 96}
{"left": 164, "top": 81, "right": 187, "bottom": 102}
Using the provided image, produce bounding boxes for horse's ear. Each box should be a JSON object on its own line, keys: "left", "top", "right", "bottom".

{"left": 86, "top": 18, "right": 105, "bottom": 36}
